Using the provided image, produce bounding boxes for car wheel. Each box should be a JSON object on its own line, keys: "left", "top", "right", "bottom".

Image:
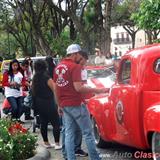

{"left": 152, "top": 132, "right": 160, "bottom": 160}
{"left": 91, "top": 117, "right": 107, "bottom": 148}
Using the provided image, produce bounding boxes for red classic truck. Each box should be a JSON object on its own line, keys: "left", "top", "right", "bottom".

{"left": 87, "top": 43, "right": 160, "bottom": 160}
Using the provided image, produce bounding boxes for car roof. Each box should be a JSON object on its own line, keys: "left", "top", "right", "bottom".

{"left": 124, "top": 43, "right": 160, "bottom": 59}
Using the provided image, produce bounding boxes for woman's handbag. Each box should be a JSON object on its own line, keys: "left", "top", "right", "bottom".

{"left": 24, "top": 90, "right": 33, "bottom": 109}
{"left": 2, "top": 98, "right": 12, "bottom": 115}
{"left": 2, "top": 98, "right": 11, "bottom": 109}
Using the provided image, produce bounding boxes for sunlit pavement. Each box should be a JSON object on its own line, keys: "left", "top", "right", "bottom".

{"left": 0, "top": 93, "right": 152, "bottom": 160}
{"left": 29, "top": 126, "right": 152, "bottom": 160}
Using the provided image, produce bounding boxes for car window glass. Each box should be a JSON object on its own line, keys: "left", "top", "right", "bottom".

{"left": 154, "top": 58, "right": 160, "bottom": 73}
{"left": 87, "top": 68, "right": 114, "bottom": 78}
{"left": 119, "top": 59, "right": 131, "bottom": 84}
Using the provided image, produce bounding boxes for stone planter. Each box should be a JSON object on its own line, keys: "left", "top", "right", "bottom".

{"left": 27, "top": 146, "right": 51, "bottom": 160}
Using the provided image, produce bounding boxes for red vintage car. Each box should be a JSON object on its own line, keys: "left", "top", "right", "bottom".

{"left": 86, "top": 65, "right": 116, "bottom": 88}
{"left": 87, "top": 43, "right": 160, "bottom": 160}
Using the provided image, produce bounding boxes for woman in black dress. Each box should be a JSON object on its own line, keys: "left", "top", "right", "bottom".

{"left": 32, "top": 60, "right": 61, "bottom": 149}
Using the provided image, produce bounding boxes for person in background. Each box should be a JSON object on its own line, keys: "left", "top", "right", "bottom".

{"left": 113, "top": 58, "right": 121, "bottom": 73}
{"left": 94, "top": 48, "right": 106, "bottom": 66}
{"left": 0, "top": 57, "right": 3, "bottom": 69}
{"left": 20, "top": 59, "right": 34, "bottom": 120}
{"left": 20, "top": 59, "right": 30, "bottom": 89}
{"left": 2, "top": 59, "right": 26, "bottom": 122}
{"left": 32, "top": 60, "right": 61, "bottom": 149}
{"left": 45, "top": 56, "right": 56, "bottom": 79}
{"left": 24, "top": 56, "right": 33, "bottom": 81}
{"left": 105, "top": 52, "right": 113, "bottom": 67}
{"left": 54, "top": 44, "right": 107, "bottom": 160}
{"left": 80, "top": 51, "right": 88, "bottom": 82}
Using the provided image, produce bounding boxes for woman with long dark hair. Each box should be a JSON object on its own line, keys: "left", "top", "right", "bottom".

{"left": 2, "top": 59, "right": 25, "bottom": 121}
{"left": 32, "top": 59, "right": 61, "bottom": 149}
{"left": 45, "top": 56, "right": 56, "bottom": 79}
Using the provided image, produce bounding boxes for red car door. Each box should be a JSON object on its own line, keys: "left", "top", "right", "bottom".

{"left": 110, "top": 58, "right": 142, "bottom": 147}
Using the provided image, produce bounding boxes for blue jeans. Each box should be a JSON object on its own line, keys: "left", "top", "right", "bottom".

{"left": 61, "top": 116, "right": 82, "bottom": 159}
{"left": 63, "top": 104, "right": 101, "bottom": 160}
{"left": 7, "top": 96, "right": 24, "bottom": 119}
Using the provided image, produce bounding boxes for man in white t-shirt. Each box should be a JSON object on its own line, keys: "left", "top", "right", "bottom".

{"left": 94, "top": 48, "right": 106, "bottom": 65}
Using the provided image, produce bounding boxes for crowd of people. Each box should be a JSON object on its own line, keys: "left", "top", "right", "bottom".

{"left": 1, "top": 44, "right": 109, "bottom": 160}
{"left": 2, "top": 58, "right": 33, "bottom": 122}
{"left": 94, "top": 47, "right": 120, "bottom": 67}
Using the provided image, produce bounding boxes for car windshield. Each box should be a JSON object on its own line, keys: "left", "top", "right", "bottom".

{"left": 87, "top": 67, "right": 116, "bottom": 80}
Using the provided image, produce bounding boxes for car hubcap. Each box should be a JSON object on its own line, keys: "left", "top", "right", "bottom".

{"left": 152, "top": 132, "right": 160, "bottom": 160}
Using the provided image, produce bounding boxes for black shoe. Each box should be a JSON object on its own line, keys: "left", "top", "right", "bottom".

{"left": 25, "top": 116, "right": 34, "bottom": 120}
{"left": 75, "top": 149, "right": 88, "bottom": 157}
{"left": 17, "top": 119, "right": 25, "bottom": 124}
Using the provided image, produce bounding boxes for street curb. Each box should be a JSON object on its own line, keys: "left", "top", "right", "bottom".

{"left": 27, "top": 146, "right": 51, "bottom": 160}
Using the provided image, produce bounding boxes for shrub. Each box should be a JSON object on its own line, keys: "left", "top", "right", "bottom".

{"left": 0, "top": 118, "right": 37, "bottom": 160}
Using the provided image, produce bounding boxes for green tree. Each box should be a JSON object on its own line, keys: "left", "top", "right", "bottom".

{"left": 46, "top": 0, "right": 113, "bottom": 54}
{"left": 0, "top": 32, "right": 17, "bottom": 59}
{"left": 0, "top": 0, "right": 114, "bottom": 57}
{"left": 112, "top": 0, "right": 141, "bottom": 48}
{"left": 0, "top": 0, "right": 36, "bottom": 57}
{"left": 131, "top": 0, "right": 160, "bottom": 44}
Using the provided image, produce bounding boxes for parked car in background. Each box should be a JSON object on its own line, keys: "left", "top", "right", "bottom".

{"left": 86, "top": 65, "right": 116, "bottom": 89}
{"left": 82, "top": 65, "right": 116, "bottom": 101}
{"left": 87, "top": 43, "right": 160, "bottom": 160}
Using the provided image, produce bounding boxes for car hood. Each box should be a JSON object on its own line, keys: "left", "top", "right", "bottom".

{"left": 87, "top": 77, "right": 115, "bottom": 88}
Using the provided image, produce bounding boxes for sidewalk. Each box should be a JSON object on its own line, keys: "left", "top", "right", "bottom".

{"left": 0, "top": 93, "right": 88, "bottom": 160}
{"left": 24, "top": 121, "right": 88, "bottom": 160}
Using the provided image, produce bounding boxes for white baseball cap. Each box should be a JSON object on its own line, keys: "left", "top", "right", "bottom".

{"left": 66, "top": 44, "right": 81, "bottom": 55}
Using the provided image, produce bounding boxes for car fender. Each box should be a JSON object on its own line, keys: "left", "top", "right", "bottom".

{"left": 87, "top": 94, "right": 111, "bottom": 140}
{"left": 87, "top": 94, "right": 109, "bottom": 117}
{"left": 144, "top": 104, "right": 160, "bottom": 145}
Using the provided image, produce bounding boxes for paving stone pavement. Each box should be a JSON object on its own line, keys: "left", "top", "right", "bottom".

{"left": 24, "top": 121, "right": 89, "bottom": 160}
{"left": 0, "top": 93, "right": 89, "bottom": 160}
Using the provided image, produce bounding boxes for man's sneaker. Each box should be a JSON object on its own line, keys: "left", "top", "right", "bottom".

{"left": 25, "top": 116, "right": 34, "bottom": 120}
{"left": 54, "top": 144, "right": 62, "bottom": 150}
{"left": 75, "top": 149, "right": 88, "bottom": 157}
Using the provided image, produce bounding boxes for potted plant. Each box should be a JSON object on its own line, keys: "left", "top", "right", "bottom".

{"left": 0, "top": 118, "right": 37, "bottom": 160}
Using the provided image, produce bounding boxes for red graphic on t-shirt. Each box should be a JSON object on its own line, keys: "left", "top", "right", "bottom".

{"left": 55, "top": 64, "right": 69, "bottom": 87}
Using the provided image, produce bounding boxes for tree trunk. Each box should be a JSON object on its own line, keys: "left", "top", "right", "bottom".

{"left": 152, "top": 30, "right": 160, "bottom": 41}
{"left": 32, "top": 25, "right": 53, "bottom": 56}
{"left": 145, "top": 30, "right": 153, "bottom": 44}
{"left": 69, "top": 19, "right": 77, "bottom": 40}
{"left": 81, "top": 32, "right": 94, "bottom": 54}
{"left": 103, "top": 0, "right": 112, "bottom": 55}
{"left": 130, "top": 33, "right": 136, "bottom": 49}
{"left": 94, "top": 0, "right": 103, "bottom": 49}
{"left": 123, "top": 25, "right": 139, "bottom": 49}
{"left": 22, "top": 47, "right": 30, "bottom": 57}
